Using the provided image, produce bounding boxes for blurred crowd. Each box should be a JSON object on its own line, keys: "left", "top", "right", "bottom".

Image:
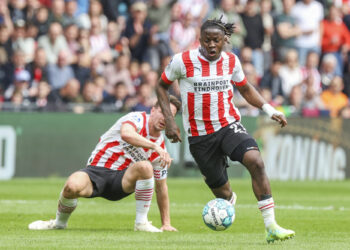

{"left": 0, "top": 0, "right": 350, "bottom": 118}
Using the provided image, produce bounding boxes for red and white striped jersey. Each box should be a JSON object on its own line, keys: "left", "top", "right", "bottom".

{"left": 87, "top": 112, "right": 167, "bottom": 180}
{"left": 161, "top": 48, "right": 247, "bottom": 136}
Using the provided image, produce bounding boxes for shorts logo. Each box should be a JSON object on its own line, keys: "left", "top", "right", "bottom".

{"left": 229, "top": 123, "right": 247, "bottom": 134}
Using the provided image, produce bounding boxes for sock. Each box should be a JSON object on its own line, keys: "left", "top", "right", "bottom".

{"left": 55, "top": 191, "right": 78, "bottom": 227}
{"left": 258, "top": 197, "right": 276, "bottom": 228}
{"left": 135, "top": 177, "right": 154, "bottom": 224}
{"left": 229, "top": 192, "right": 237, "bottom": 205}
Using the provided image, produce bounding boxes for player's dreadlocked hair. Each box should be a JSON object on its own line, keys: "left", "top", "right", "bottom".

{"left": 201, "top": 16, "right": 235, "bottom": 38}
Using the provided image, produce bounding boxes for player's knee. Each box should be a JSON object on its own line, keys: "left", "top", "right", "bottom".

{"left": 63, "top": 180, "right": 82, "bottom": 196}
{"left": 135, "top": 161, "right": 153, "bottom": 179}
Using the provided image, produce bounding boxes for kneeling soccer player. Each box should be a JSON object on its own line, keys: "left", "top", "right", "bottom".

{"left": 29, "top": 96, "right": 181, "bottom": 232}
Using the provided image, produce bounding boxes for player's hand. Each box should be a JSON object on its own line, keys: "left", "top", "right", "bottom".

{"left": 154, "top": 145, "right": 172, "bottom": 168}
{"left": 161, "top": 224, "right": 178, "bottom": 232}
{"left": 165, "top": 120, "right": 182, "bottom": 143}
{"left": 272, "top": 114, "right": 287, "bottom": 128}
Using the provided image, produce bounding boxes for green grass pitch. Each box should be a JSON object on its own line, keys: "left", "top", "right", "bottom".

{"left": 0, "top": 178, "right": 349, "bottom": 249}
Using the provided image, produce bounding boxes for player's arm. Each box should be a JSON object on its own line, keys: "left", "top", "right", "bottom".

{"left": 155, "top": 178, "right": 177, "bottom": 231}
{"left": 120, "top": 123, "right": 171, "bottom": 167}
{"left": 156, "top": 79, "right": 181, "bottom": 143}
{"left": 236, "top": 83, "right": 287, "bottom": 127}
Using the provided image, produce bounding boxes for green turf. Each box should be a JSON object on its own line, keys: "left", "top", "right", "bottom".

{"left": 0, "top": 178, "right": 349, "bottom": 249}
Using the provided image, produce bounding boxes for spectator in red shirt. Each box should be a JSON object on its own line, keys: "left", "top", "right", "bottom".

{"left": 321, "top": 5, "right": 350, "bottom": 76}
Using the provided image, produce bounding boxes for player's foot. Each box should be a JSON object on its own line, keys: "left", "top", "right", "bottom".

{"left": 28, "top": 219, "right": 66, "bottom": 230}
{"left": 265, "top": 223, "right": 295, "bottom": 243}
{"left": 134, "top": 221, "right": 162, "bottom": 233}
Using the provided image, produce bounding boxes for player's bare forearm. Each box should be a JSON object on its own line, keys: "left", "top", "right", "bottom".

{"left": 156, "top": 80, "right": 182, "bottom": 143}
{"left": 236, "top": 82, "right": 266, "bottom": 109}
{"left": 121, "top": 124, "right": 157, "bottom": 149}
{"left": 155, "top": 179, "right": 177, "bottom": 231}
{"left": 156, "top": 80, "right": 174, "bottom": 124}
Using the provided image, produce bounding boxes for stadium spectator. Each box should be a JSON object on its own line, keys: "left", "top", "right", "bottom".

{"left": 241, "top": 0, "right": 265, "bottom": 77}
{"left": 72, "top": 48, "right": 91, "bottom": 87}
{"left": 169, "top": 11, "right": 197, "bottom": 54}
{"left": 100, "top": 0, "right": 128, "bottom": 22}
{"left": 47, "top": 50, "right": 74, "bottom": 90}
{"left": 210, "top": 0, "right": 247, "bottom": 55}
{"left": 81, "top": 80, "right": 103, "bottom": 107}
{"left": 290, "top": 0, "right": 324, "bottom": 66}
{"left": 301, "top": 51, "right": 321, "bottom": 94}
{"left": 278, "top": 48, "right": 303, "bottom": 96}
{"left": 273, "top": 0, "right": 300, "bottom": 62}
{"left": 49, "top": 78, "right": 82, "bottom": 109}
{"left": 38, "top": 22, "right": 69, "bottom": 64}
{"left": 321, "top": 5, "right": 350, "bottom": 76}
{"left": 62, "top": 0, "right": 79, "bottom": 27}
{"left": 26, "top": 47, "right": 49, "bottom": 85}
{"left": 132, "top": 83, "right": 156, "bottom": 112}
{"left": 106, "top": 21, "right": 129, "bottom": 59}
{"left": 102, "top": 53, "right": 134, "bottom": 96}
{"left": 8, "top": 0, "right": 27, "bottom": 24}
{"left": 11, "top": 20, "right": 36, "bottom": 63}
{"left": 321, "top": 76, "right": 349, "bottom": 117}
{"left": 31, "top": 6, "right": 50, "bottom": 37}
{"left": 156, "top": 17, "right": 295, "bottom": 242}
{"left": 26, "top": 0, "right": 41, "bottom": 22}
{"left": 260, "top": 60, "right": 285, "bottom": 106}
{"left": 64, "top": 23, "right": 80, "bottom": 63}
{"left": 0, "top": 26, "right": 13, "bottom": 64}
{"left": 103, "top": 80, "right": 130, "bottom": 112}
{"left": 121, "top": 2, "right": 153, "bottom": 65}
{"left": 89, "top": 16, "right": 112, "bottom": 62}
{"left": 301, "top": 74, "right": 325, "bottom": 116}
{"left": 240, "top": 46, "right": 253, "bottom": 64}
{"left": 47, "top": 0, "right": 65, "bottom": 26}
{"left": 320, "top": 53, "right": 338, "bottom": 89}
{"left": 77, "top": 0, "right": 108, "bottom": 31}
{"left": 4, "top": 49, "right": 28, "bottom": 91}
{"left": 4, "top": 69, "right": 32, "bottom": 104}
{"left": 260, "top": 0, "right": 274, "bottom": 72}
{"left": 31, "top": 80, "right": 52, "bottom": 110}
{"left": 287, "top": 84, "right": 303, "bottom": 114}
{"left": 177, "top": 0, "right": 210, "bottom": 25}
{"left": 344, "top": 61, "right": 350, "bottom": 97}
{"left": 28, "top": 96, "right": 181, "bottom": 232}
{"left": 147, "top": 0, "right": 177, "bottom": 45}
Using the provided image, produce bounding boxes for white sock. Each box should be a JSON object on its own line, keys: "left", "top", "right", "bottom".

{"left": 258, "top": 197, "right": 276, "bottom": 228}
{"left": 55, "top": 192, "right": 78, "bottom": 227}
{"left": 135, "top": 177, "right": 154, "bottom": 224}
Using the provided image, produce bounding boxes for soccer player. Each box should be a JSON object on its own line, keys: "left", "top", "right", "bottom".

{"left": 156, "top": 18, "right": 295, "bottom": 242}
{"left": 28, "top": 96, "right": 181, "bottom": 233}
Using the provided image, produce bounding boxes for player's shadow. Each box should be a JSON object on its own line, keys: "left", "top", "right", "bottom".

{"left": 66, "top": 228, "right": 134, "bottom": 232}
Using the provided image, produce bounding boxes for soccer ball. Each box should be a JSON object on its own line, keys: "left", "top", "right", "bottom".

{"left": 202, "top": 198, "right": 235, "bottom": 231}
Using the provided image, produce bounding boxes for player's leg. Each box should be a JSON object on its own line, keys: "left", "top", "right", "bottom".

{"left": 189, "top": 132, "right": 237, "bottom": 205}
{"left": 239, "top": 148, "right": 295, "bottom": 243}
{"left": 28, "top": 171, "right": 92, "bottom": 230}
{"left": 122, "top": 161, "right": 162, "bottom": 232}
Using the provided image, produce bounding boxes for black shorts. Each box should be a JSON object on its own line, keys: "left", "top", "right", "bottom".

{"left": 188, "top": 122, "right": 259, "bottom": 189}
{"left": 80, "top": 166, "right": 133, "bottom": 201}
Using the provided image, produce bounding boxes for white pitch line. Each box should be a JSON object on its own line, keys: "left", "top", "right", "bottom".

{"left": 0, "top": 200, "right": 349, "bottom": 211}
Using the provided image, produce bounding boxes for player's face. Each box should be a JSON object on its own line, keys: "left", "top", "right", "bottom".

{"left": 152, "top": 104, "right": 177, "bottom": 131}
{"left": 199, "top": 28, "right": 225, "bottom": 61}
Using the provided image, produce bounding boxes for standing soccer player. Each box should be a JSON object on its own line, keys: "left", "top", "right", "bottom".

{"left": 29, "top": 96, "right": 181, "bottom": 232}
{"left": 156, "top": 18, "right": 295, "bottom": 242}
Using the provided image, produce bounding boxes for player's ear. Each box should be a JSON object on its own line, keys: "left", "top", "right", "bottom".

{"left": 224, "top": 35, "right": 229, "bottom": 43}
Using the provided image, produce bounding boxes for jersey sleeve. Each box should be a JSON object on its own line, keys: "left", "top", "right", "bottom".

{"left": 231, "top": 55, "right": 247, "bottom": 87}
{"left": 121, "top": 112, "right": 145, "bottom": 133}
{"left": 161, "top": 53, "right": 183, "bottom": 85}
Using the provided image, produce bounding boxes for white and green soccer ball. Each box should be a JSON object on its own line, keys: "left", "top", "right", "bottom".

{"left": 202, "top": 198, "right": 235, "bottom": 231}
